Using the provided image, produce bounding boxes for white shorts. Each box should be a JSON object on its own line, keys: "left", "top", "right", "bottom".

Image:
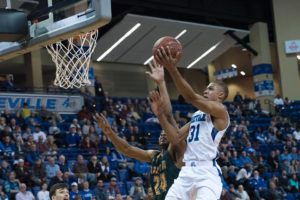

{"left": 165, "top": 160, "right": 223, "bottom": 200}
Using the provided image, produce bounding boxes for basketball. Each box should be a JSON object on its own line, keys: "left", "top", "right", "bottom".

{"left": 152, "top": 36, "right": 183, "bottom": 61}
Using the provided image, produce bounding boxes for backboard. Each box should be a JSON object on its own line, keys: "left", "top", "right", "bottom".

{"left": 0, "top": 0, "right": 111, "bottom": 61}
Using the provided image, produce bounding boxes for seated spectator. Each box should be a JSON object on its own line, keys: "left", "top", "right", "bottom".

{"left": 4, "top": 171, "right": 20, "bottom": 199}
{"left": 128, "top": 135, "right": 143, "bottom": 148}
{"left": 254, "top": 99, "right": 262, "bottom": 114}
{"left": 78, "top": 106, "right": 93, "bottom": 122}
{"left": 70, "top": 119, "right": 81, "bottom": 131}
{"left": 87, "top": 155, "right": 101, "bottom": 181}
{"left": 11, "top": 124, "right": 22, "bottom": 141}
{"left": 48, "top": 121, "right": 61, "bottom": 135}
{"left": 248, "top": 170, "right": 267, "bottom": 200}
{"left": 229, "top": 150, "right": 243, "bottom": 168}
{"left": 99, "top": 156, "right": 115, "bottom": 182}
{"left": 70, "top": 182, "right": 80, "bottom": 200}
{"left": 239, "top": 151, "right": 253, "bottom": 166}
{"left": 293, "top": 126, "right": 300, "bottom": 142}
{"left": 80, "top": 136, "right": 97, "bottom": 155}
{"left": 82, "top": 119, "right": 93, "bottom": 136}
{"left": 37, "top": 182, "right": 50, "bottom": 200}
{"left": 58, "top": 155, "right": 69, "bottom": 173}
{"left": 15, "top": 183, "right": 34, "bottom": 200}
{"left": 14, "top": 159, "right": 32, "bottom": 187}
{"left": 256, "top": 155, "right": 269, "bottom": 175}
{"left": 227, "top": 184, "right": 242, "bottom": 200}
{"left": 32, "top": 125, "right": 47, "bottom": 143}
{"left": 79, "top": 181, "right": 94, "bottom": 200}
{"left": 98, "top": 135, "right": 112, "bottom": 150}
{"left": 26, "top": 144, "right": 40, "bottom": 165}
{"left": 233, "top": 91, "right": 243, "bottom": 106}
{"left": 273, "top": 95, "right": 284, "bottom": 113}
{"left": 31, "top": 158, "right": 46, "bottom": 187}
{"left": 279, "top": 149, "right": 292, "bottom": 165}
{"left": 45, "top": 135, "right": 58, "bottom": 156}
{"left": 1, "top": 109, "right": 14, "bottom": 123}
{"left": 288, "top": 173, "right": 299, "bottom": 193}
{"left": 288, "top": 159, "right": 298, "bottom": 175}
{"left": 0, "top": 185, "right": 8, "bottom": 200}
{"left": 36, "top": 105, "right": 54, "bottom": 122}
{"left": 129, "top": 177, "right": 146, "bottom": 200}
{"left": 87, "top": 126, "right": 99, "bottom": 146}
{"left": 127, "top": 107, "right": 141, "bottom": 123}
{"left": 254, "top": 127, "right": 267, "bottom": 144}
{"left": 290, "top": 147, "right": 298, "bottom": 161}
{"left": 36, "top": 136, "right": 48, "bottom": 155}
{"left": 72, "top": 155, "right": 88, "bottom": 180}
{"left": 264, "top": 180, "right": 286, "bottom": 200}
{"left": 93, "top": 179, "right": 108, "bottom": 200}
{"left": 107, "top": 177, "right": 120, "bottom": 200}
{"left": 46, "top": 156, "right": 60, "bottom": 179}
{"left": 18, "top": 102, "right": 31, "bottom": 120}
{"left": 48, "top": 170, "right": 65, "bottom": 189}
{"left": 278, "top": 170, "right": 290, "bottom": 192}
{"left": 2, "top": 74, "right": 15, "bottom": 91}
{"left": 0, "top": 159, "right": 11, "bottom": 181}
{"left": 22, "top": 127, "right": 33, "bottom": 143}
{"left": 236, "top": 163, "right": 252, "bottom": 185}
{"left": 133, "top": 125, "right": 147, "bottom": 148}
{"left": 0, "top": 135, "right": 16, "bottom": 159}
{"left": 62, "top": 171, "right": 75, "bottom": 187}
{"left": 267, "top": 150, "right": 279, "bottom": 172}
{"left": 65, "top": 127, "right": 81, "bottom": 148}
{"left": 236, "top": 184, "right": 250, "bottom": 200}
{"left": 0, "top": 117, "right": 6, "bottom": 131}
{"left": 15, "top": 137, "right": 25, "bottom": 158}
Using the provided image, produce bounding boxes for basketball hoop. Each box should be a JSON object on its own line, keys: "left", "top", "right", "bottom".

{"left": 46, "top": 29, "right": 98, "bottom": 89}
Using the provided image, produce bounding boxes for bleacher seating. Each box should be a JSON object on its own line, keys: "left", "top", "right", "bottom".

{"left": 2, "top": 95, "right": 300, "bottom": 199}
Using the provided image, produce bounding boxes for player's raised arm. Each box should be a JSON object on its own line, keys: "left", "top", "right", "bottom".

{"left": 149, "top": 90, "right": 190, "bottom": 146}
{"left": 154, "top": 47, "right": 229, "bottom": 130}
{"left": 146, "top": 60, "right": 176, "bottom": 127}
{"left": 95, "top": 113, "right": 156, "bottom": 162}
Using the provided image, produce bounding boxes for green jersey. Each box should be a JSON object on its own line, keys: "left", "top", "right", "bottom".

{"left": 149, "top": 150, "right": 180, "bottom": 200}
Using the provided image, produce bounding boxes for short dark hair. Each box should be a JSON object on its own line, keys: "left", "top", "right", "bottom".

{"left": 49, "top": 183, "right": 68, "bottom": 199}
{"left": 212, "top": 80, "right": 228, "bottom": 101}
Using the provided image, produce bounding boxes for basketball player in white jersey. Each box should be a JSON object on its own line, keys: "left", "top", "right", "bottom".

{"left": 153, "top": 47, "right": 230, "bottom": 200}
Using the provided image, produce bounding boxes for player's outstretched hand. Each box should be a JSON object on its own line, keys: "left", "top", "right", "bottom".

{"left": 154, "top": 46, "right": 180, "bottom": 71}
{"left": 149, "top": 90, "right": 165, "bottom": 117}
{"left": 95, "top": 113, "right": 112, "bottom": 135}
{"left": 145, "top": 60, "right": 164, "bottom": 84}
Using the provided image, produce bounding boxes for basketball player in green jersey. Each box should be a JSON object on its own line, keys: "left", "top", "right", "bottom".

{"left": 95, "top": 61, "right": 188, "bottom": 200}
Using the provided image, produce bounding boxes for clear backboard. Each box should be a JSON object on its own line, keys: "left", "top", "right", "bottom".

{"left": 0, "top": 0, "right": 111, "bottom": 61}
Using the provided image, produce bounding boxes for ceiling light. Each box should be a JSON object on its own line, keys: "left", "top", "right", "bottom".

{"left": 143, "top": 29, "right": 187, "bottom": 65}
{"left": 240, "top": 71, "right": 246, "bottom": 76}
{"left": 144, "top": 56, "right": 154, "bottom": 66}
{"left": 297, "top": 55, "right": 300, "bottom": 60}
{"left": 231, "top": 64, "right": 237, "bottom": 68}
{"left": 175, "top": 29, "right": 187, "bottom": 39}
{"left": 97, "top": 23, "right": 141, "bottom": 62}
{"left": 186, "top": 40, "right": 223, "bottom": 69}
{"left": 242, "top": 48, "right": 247, "bottom": 51}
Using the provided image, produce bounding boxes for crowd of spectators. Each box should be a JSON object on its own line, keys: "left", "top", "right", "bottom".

{"left": 0, "top": 90, "right": 300, "bottom": 200}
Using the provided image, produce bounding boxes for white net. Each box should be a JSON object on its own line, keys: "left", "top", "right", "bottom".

{"left": 46, "top": 30, "right": 98, "bottom": 89}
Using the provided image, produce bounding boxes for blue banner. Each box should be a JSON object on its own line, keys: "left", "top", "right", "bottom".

{"left": 0, "top": 93, "right": 84, "bottom": 114}
{"left": 252, "top": 64, "right": 273, "bottom": 75}
{"left": 252, "top": 63, "right": 275, "bottom": 97}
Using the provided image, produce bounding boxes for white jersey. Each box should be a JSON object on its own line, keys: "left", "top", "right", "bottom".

{"left": 183, "top": 110, "right": 229, "bottom": 162}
